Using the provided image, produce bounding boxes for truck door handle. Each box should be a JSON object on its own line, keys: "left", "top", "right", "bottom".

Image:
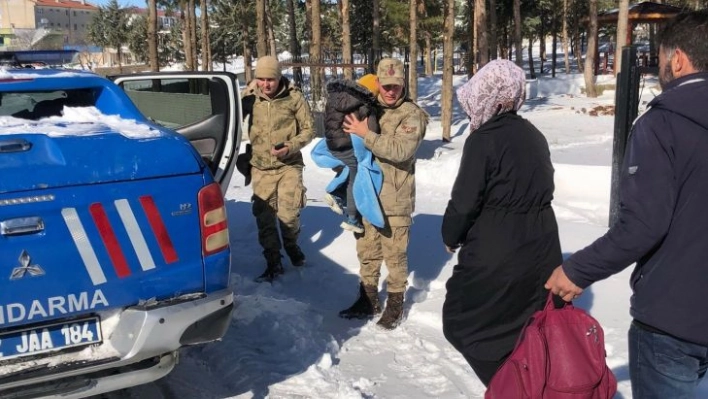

{"left": 1, "top": 217, "right": 45, "bottom": 235}
{"left": 0, "top": 139, "right": 32, "bottom": 153}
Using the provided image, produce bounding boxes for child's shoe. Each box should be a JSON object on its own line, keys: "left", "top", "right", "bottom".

{"left": 324, "top": 193, "right": 345, "bottom": 215}
{"left": 341, "top": 216, "right": 364, "bottom": 234}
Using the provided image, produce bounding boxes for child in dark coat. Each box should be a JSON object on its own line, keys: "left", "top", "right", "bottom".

{"left": 323, "top": 74, "right": 380, "bottom": 233}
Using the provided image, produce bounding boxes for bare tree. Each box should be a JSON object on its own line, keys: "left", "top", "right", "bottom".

{"left": 188, "top": 0, "right": 198, "bottom": 70}
{"left": 528, "top": 32, "right": 536, "bottom": 78}
{"left": 372, "top": 0, "right": 381, "bottom": 69}
{"left": 286, "top": 0, "right": 303, "bottom": 85}
{"left": 489, "top": 0, "right": 497, "bottom": 60}
{"left": 148, "top": 0, "right": 158, "bottom": 71}
{"left": 615, "top": 0, "right": 629, "bottom": 76}
{"left": 201, "top": 0, "right": 210, "bottom": 71}
{"left": 242, "top": 3, "right": 254, "bottom": 82}
{"left": 256, "top": 0, "right": 267, "bottom": 57}
{"left": 180, "top": 0, "right": 193, "bottom": 70}
{"left": 474, "top": 0, "right": 488, "bottom": 72}
{"left": 466, "top": 0, "right": 474, "bottom": 75}
{"left": 311, "top": 0, "right": 323, "bottom": 104}
{"left": 441, "top": 0, "right": 454, "bottom": 142}
{"left": 424, "top": 31, "right": 433, "bottom": 76}
{"left": 409, "top": 0, "right": 418, "bottom": 100}
{"left": 341, "top": 0, "right": 353, "bottom": 79}
{"left": 266, "top": 1, "right": 277, "bottom": 56}
{"left": 562, "top": 0, "right": 570, "bottom": 73}
{"left": 584, "top": 0, "right": 599, "bottom": 97}
{"left": 513, "top": 0, "right": 522, "bottom": 66}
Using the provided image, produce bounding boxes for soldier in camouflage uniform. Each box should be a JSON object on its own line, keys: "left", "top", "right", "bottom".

{"left": 241, "top": 56, "right": 315, "bottom": 282}
{"left": 339, "top": 58, "right": 429, "bottom": 329}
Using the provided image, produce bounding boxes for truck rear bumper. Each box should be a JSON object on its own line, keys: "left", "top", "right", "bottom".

{"left": 0, "top": 288, "right": 233, "bottom": 398}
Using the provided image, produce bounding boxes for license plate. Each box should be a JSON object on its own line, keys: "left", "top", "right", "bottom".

{"left": 0, "top": 317, "right": 102, "bottom": 361}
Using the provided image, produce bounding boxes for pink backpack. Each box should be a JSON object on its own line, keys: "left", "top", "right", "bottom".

{"left": 485, "top": 294, "right": 617, "bottom": 399}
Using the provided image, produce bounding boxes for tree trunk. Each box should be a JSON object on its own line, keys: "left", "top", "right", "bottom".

{"left": 266, "top": 0, "right": 277, "bottom": 57}
{"left": 551, "top": 2, "right": 557, "bottom": 78}
{"left": 466, "top": 0, "right": 474, "bottom": 76}
{"left": 615, "top": 0, "right": 629, "bottom": 76}
{"left": 256, "top": 0, "right": 267, "bottom": 57}
{"left": 372, "top": 0, "right": 380, "bottom": 71}
{"left": 311, "top": 0, "right": 323, "bottom": 105}
{"left": 181, "top": 1, "right": 192, "bottom": 70}
{"left": 287, "top": 0, "right": 302, "bottom": 86}
{"left": 562, "top": 0, "right": 570, "bottom": 73}
{"left": 148, "top": 0, "right": 158, "bottom": 71}
{"left": 424, "top": 31, "right": 433, "bottom": 76}
{"left": 513, "top": 0, "right": 522, "bottom": 66}
{"left": 489, "top": 0, "right": 497, "bottom": 60}
{"left": 474, "top": 0, "right": 488, "bottom": 72}
{"left": 189, "top": 0, "right": 197, "bottom": 70}
{"left": 200, "top": 0, "right": 209, "bottom": 71}
{"left": 341, "top": 0, "right": 353, "bottom": 79}
{"left": 539, "top": 21, "right": 546, "bottom": 74}
{"left": 527, "top": 35, "right": 536, "bottom": 79}
{"left": 441, "top": 0, "right": 454, "bottom": 142}
{"left": 584, "top": 0, "right": 598, "bottom": 97}
{"left": 242, "top": 4, "right": 253, "bottom": 82}
{"left": 571, "top": 1, "right": 583, "bottom": 73}
{"left": 408, "top": 0, "right": 418, "bottom": 100}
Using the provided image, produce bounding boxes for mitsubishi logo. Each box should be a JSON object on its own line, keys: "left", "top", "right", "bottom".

{"left": 10, "top": 250, "right": 45, "bottom": 280}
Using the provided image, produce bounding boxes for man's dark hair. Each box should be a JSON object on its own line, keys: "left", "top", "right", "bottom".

{"left": 658, "top": 10, "right": 708, "bottom": 72}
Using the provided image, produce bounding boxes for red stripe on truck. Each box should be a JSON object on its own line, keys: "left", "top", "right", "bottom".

{"left": 139, "top": 195, "right": 179, "bottom": 264}
{"left": 89, "top": 203, "right": 131, "bottom": 278}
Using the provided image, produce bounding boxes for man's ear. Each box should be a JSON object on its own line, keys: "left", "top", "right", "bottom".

{"left": 673, "top": 48, "right": 695, "bottom": 77}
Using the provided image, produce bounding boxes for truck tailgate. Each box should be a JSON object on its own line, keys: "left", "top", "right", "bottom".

{"left": 0, "top": 170, "right": 208, "bottom": 332}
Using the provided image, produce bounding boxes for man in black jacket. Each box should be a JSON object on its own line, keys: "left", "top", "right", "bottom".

{"left": 545, "top": 10, "right": 708, "bottom": 398}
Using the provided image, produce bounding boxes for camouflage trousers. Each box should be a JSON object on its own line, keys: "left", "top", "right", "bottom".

{"left": 355, "top": 218, "right": 410, "bottom": 293}
{"left": 251, "top": 166, "right": 306, "bottom": 254}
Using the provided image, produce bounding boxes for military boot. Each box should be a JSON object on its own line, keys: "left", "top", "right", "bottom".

{"left": 284, "top": 244, "right": 306, "bottom": 267}
{"left": 376, "top": 292, "right": 404, "bottom": 330}
{"left": 338, "top": 283, "right": 381, "bottom": 319}
{"left": 255, "top": 250, "right": 284, "bottom": 282}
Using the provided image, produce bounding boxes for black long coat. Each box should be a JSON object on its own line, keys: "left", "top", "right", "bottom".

{"left": 441, "top": 112, "right": 562, "bottom": 368}
{"left": 324, "top": 79, "right": 380, "bottom": 152}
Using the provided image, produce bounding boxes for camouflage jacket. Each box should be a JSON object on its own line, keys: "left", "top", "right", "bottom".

{"left": 241, "top": 78, "right": 315, "bottom": 170}
{"left": 364, "top": 98, "right": 428, "bottom": 226}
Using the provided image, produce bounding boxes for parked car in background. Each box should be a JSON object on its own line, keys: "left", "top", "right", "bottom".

{"left": 0, "top": 69, "right": 242, "bottom": 398}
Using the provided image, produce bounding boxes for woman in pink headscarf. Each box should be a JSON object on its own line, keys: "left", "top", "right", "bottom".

{"left": 440, "top": 59, "right": 562, "bottom": 385}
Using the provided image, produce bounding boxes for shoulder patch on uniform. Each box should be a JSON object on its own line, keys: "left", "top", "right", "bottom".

{"left": 402, "top": 125, "right": 418, "bottom": 134}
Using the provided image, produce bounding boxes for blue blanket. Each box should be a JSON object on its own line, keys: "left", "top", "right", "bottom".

{"left": 311, "top": 137, "right": 384, "bottom": 228}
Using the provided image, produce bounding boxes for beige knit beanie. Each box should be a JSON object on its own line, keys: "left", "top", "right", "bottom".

{"left": 255, "top": 56, "right": 281, "bottom": 80}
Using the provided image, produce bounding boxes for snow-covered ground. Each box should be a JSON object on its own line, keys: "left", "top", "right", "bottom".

{"left": 110, "top": 71, "right": 708, "bottom": 399}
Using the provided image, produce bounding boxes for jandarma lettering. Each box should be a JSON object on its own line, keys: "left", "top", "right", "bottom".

{"left": 0, "top": 290, "right": 109, "bottom": 325}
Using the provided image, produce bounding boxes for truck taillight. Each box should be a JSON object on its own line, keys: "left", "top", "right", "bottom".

{"left": 198, "top": 183, "right": 229, "bottom": 256}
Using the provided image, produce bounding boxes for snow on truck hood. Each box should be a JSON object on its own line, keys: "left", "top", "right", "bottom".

{"left": 0, "top": 106, "right": 162, "bottom": 139}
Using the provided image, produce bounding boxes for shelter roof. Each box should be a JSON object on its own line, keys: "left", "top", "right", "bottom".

{"left": 596, "top": 1, "right": 682, "bottom": 24}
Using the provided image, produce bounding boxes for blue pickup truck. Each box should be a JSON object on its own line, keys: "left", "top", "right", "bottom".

{"left": 0, "top": 68, "right": 241, "bottom": 397}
